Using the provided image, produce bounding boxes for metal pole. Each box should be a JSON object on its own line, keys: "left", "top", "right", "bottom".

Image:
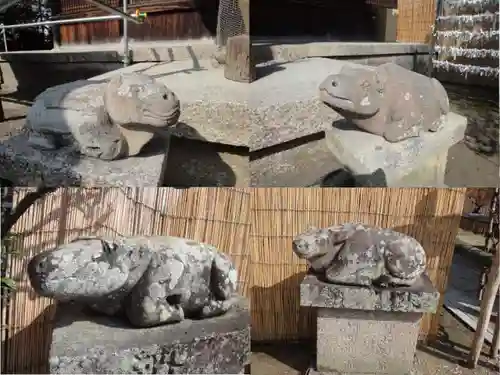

{"left": 85, "top": 0, "right": 141, "bottom": 24}
{"left": 0, "top": 15, "right": 122, "bottom": 29}
{"left": 1, "top": 27, "right": 7, "bottom": 52}
{"left": 122, "top": 0, "right": 130, "bottom": 67}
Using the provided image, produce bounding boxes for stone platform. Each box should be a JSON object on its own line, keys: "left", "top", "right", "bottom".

{"left": 0, "top": 133, "right": 170, "bottom": 186}
{"left": 300, "top": 273, "right": 440, "bottom": 375}
{"left": 0, "top": 60, "right": 250, "bottom": 187}
{"left": 248, "top": 57, "right": 463, "bottom": 187}
{"left": 49, "top": 297, "right": 250, "bottom": 374}
{"left": 300, "top": 273, "right": 440, "bottom": 313}
{"left": 324, "top": 113, "right": 467, "bottom": 187}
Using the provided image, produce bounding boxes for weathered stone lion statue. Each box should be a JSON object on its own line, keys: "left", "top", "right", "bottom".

{"left": 292, "top": 223, "right": 427, "bottom": 287}
{"left": 28, "top": 236, "right": 238, "bottom": 327}
{"left": 319, "top": 63, "right": 450, "bottom": 142}
{"left": 25, "top": 73, "right": 180, "bottom": 160}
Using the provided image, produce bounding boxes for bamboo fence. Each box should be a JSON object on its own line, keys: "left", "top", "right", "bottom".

{"left": 249, "top": 188, "right": 467, "bottom": 342}
{"left": 397, "top": 0, "right": 437, "bottom": 43}
{"left": 1, "top": 187, "right": 467, "bottom": 373}
{"left": 1, "top": 187, "right": 251, "bottom": 374}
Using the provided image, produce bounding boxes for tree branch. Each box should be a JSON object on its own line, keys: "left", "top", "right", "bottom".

{"left": 1, "top": 187, "right": 58, "bottom": 239}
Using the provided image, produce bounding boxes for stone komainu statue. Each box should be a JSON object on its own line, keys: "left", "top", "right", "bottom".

{"left": 319, "top": 63, "right": 450, "bottom": 142}
{"left": 293, "top": 223, "right": 427, "bottom": 287}
{"left": 28, "top": 236, "right": 239, "bottom": 327}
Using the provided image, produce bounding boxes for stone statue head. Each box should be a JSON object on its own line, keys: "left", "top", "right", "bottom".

{"left": 104, "top": 73, "right": 181, "bottom": 157}
{"left": 292, "top": 225, "right": 350, "bottom": 272}
{"left": 319, "top": 66, "right": 386, "bottom": 116}
{"left": 27, "top": 237, "right": 151, "bottom": 301}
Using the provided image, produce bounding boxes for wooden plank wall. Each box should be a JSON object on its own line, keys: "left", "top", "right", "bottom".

{"left": 56, "top": 0, "right": 217, "bottom": 45}
{"left": 251, "top": 0, "right": 378, "bottom": 39}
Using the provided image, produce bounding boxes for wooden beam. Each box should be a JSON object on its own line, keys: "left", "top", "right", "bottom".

{"left": 224, "top": 34, "right": 255, "bottom": 83}
{"left": 467, "top": 247, "right": 500, "bottom": 367}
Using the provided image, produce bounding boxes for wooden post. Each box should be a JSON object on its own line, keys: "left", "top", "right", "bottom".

{"left": 0, "top": 66, "right": 4, "bottom": 122}
{"left": 491, "top": 312, "right": 500, "bottom": 359}
{"left": 0, "top": 100, "right": 4, "bottom": 122}
{"left": 224, "top": 34, "right": 255, "bottom": 83}
{"left": 467, "top": 247, "right": 500, "bottom": 367}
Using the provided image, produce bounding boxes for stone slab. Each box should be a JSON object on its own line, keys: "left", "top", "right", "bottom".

{"left": 251, "top": 41, "right": 429, "bottom": 64}
{"left": 324, "top": 112, "right": 467, "bottom": 186}
{"left": 163, "top": 136, "right": 249, "bottom": 187}
{"left": 249, "top": 58, "right": 347, "bottom": 151}
{"left": 300, "top": 273, "right": 440, "bottom": 313}
{"left": 316, "top": 309, "right": 421, "bottom": 374}
{"left": 50, "top": 296, "right": 250, "bottom": 374}
{"left": 0, "top": 133, "right": 169, "bottom": 187}
{"left": 249, "top": 135, "right": 343, "bottom": 187}
{"left": 0, "top": 39, "right": 218, "bottom": 63}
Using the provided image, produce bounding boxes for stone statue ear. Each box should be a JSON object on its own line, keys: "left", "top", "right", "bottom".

{"left": 327, "top": 228, "right": 350, "bottom": 244}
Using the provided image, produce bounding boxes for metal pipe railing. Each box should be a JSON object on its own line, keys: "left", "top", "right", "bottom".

{"left": 0, "top": 14, "right": 122, "bottom": 29}
{"left": 122, "top": 0, "right": 130, "bottom": 66}
{"left": 0, "top": 0, "right": 143, "bottom": 66}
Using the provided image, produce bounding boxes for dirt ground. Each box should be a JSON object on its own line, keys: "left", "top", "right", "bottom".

{"left": 0, "top": 98, "right": 497, "bottom": 187}
{"left": 252, "top": 309, "right": 499, "bottom": 375}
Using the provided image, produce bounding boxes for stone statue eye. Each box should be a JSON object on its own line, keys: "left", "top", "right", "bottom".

{"left": 162, "top": 93, "right": 168, "bottom": 100}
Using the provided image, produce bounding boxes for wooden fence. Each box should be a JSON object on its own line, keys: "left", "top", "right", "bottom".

{"left": 1, "top": 187, "right": 467, "bottom": 373}
{"left": 397, "top": 0, "right": 437, "bottom": 42}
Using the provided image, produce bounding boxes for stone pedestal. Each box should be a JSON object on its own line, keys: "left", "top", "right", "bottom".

{"left": 248, "top": 56, "right": 464, "bottom": 187}
{"left": 324, "top": 113, "right": 466, "bottom": 187}
{"left": 0, "top": 60, "right": 250, "bottom": 187}
{"left": 300, "top": 273, "right": 440, "bottom": 375}
{"left": 49, "top": 297, "right": 250, "bottom": 374}
{"left": 0, "top": 133, "right": 170, "bottom": 187}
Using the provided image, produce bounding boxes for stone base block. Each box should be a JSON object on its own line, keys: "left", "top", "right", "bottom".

{"left": 0, "top": 134, "right": 169, "bottom": 187}
{"left": 397, "top": 150, "right": 447, "bottom": 187}
{"left": 300, "top": 273, "right": 440, "bottom": 375}
{"left": 300, "top": 273, "right": 440, "bottom": 313}
{"left": 49, "top": 297, "right": 250, "bottom": 374}
{"left": 324, "top": 112, "right": 467, "bottom": 186}
{"left": 305, "top": 363, "right": 421, "bottom": 375}
{"left": 316, "top": 308, "right": 421, "bottom": 375}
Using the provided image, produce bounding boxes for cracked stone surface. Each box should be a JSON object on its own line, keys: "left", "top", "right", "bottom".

{"left": 50, "top": 298, "right": 250, "bottom": 374}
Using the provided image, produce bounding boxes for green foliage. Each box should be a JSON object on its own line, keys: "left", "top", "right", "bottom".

{"left": 1, "top": 276, "right": 15, "bottom": 291}
{"left": 0, "top": 0, "right": 53, "bottom": 51}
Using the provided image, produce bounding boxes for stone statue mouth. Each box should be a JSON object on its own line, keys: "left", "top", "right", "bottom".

{"left": 319, "top": 88, "right": 354, "bottom": 108}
